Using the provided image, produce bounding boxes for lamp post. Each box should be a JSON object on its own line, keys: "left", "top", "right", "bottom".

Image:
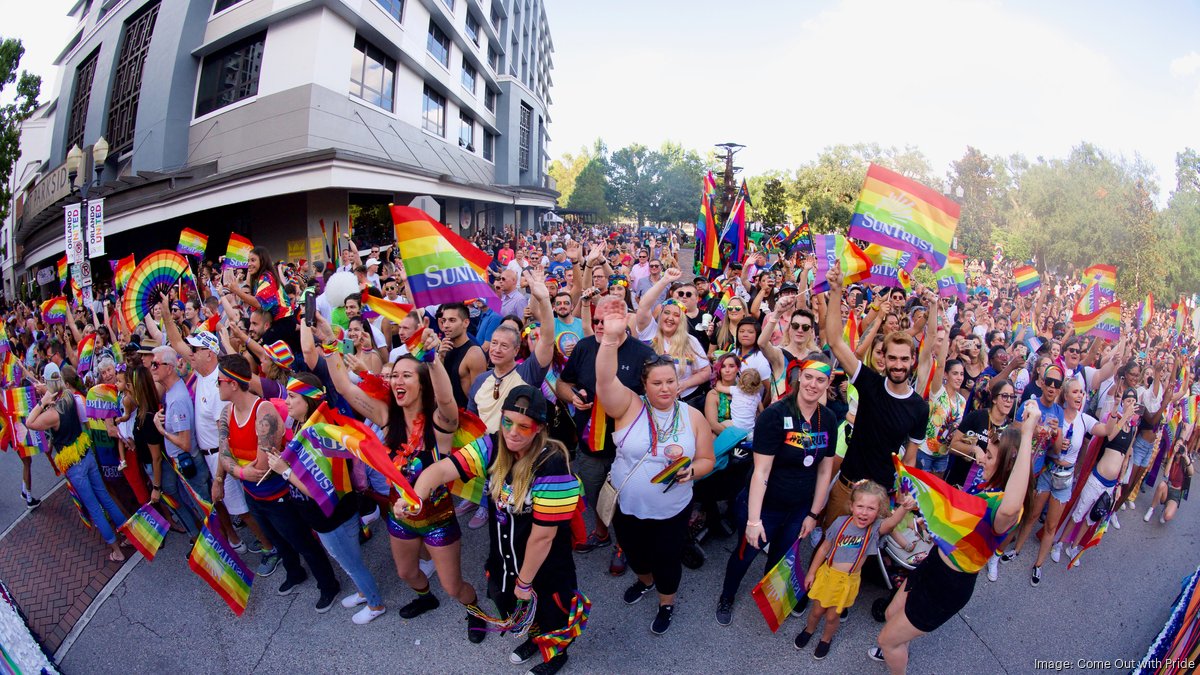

{"left": 64, "top": 137, "right": 108, "bottom": 302}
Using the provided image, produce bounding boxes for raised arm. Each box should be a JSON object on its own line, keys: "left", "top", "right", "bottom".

{"left": 994, "top": 401, "right": 1039, "bottom": 533}
{"left": 319, "top": 314, "right": 389, "bottom": 426}
{"left": 428, "top": 329, "right": 461, "bottom": 452}
{"left": 525, "top": 267, "right": 555, "bottom": 368}
{"left": 595, "top": 312, "right": 637, "bottom": 420}
{"left": 821, "top": 262, "right": 861, "bottom": 375}
{"left": 158, "top": 293, "right": 191, "bottom": 357}
{"left": 635, "top": 267, "right": 681, "bottom": 333}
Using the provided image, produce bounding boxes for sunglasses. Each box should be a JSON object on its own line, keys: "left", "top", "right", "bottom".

{"left": 1043, "top": 378, "right": 1063, "bottom": 389}
{"left": 792, "top": 323, "right": 813, "bottom": 331}
{"left": 1065, "top": 348, "right": 1080, "bottom": 354}
{"left": 676, "top": 291, "right": 694, "bottom": 298}
{"left": 150, "top": 361, "right": 167, "bottom": 369}
{"left": 995, "top": 392, "right": 1016, "bottom": 401}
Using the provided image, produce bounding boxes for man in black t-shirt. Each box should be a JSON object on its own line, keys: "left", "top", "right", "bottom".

{"left": 821, "top": 262, "right": 929, "bottom": 530}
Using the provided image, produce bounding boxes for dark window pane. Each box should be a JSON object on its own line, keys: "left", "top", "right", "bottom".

{"left": 66, "top": 50, "right": 100, "bottom": 151}
{"left": 372, "top": 0, "right": 403, "bottom": 21}
{"left": 106, "top": 1, "right": 160, "bottom": 154}
{"left": 195, "top": 32, "right": 265, "bottom": 117}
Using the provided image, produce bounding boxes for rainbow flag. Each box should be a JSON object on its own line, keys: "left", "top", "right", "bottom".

{"left": 650, "top": 457, "right": 691, "bottom": 485}
{"left": 76, "top": 333, "right": 96, "bottom": 375}
{"left": 751, "top": 535, "right": 806, "bottom": 632}
{"left": 533, "top": 592, "right": 592, "bottom": 661}
{"left": 863, "top": 244, "right": 915, "bottom": 291}
{"left": 321, "top": 405, "right": 423, "bottom": 511}
{"left": 1013, "top": 264, "right": 1041, "bottom": 296}
{"left": 404, "top": 330, "right": 435, "bottom": 363}
{"left": 1067, "top": 518, "right": 1108, "bottom": 570}
{"left": 780, "top": 219, "right": 812, "bottom": 255}
{"left": 584, "top": 400, "right": 607, "bottom": 453}
{"left": 892, "top": 455, "right": 1007, "bottom": 574}
{"left": 86, "top": 384, "right": 121, "bottom": 419}
{"left": 118, "top": 504, "right": 170, "bottom": 562}
{"left": 113, "top": 254, "right": 135, "bottom": 295}
{"left": 449, "top": 435, "right": 491, "bottom": 505}
{"left": 712, "top": 289, "right": 733, "bottom": 322}
{"left": 1175, "top": 301, "right": 1190, "bottom": 335}
{"left": 194, "top": 312, "right": 220, "bottom": 334}
{"left": 5, "top": 387, "right": 34, "bottom": 417}
{"left": 1137, "top": 293, "right": 1154, "bottom": 330}
{"left": 189, "top": 512, "right": 254, "bottom": 616}
{"left": 718, "top": 194, "right": 747, "bottom": 265}
{"left": 697, "top": 171, "right": 719, "bottom": 274}
{"left": 40, "top": 297, "right": 68, "bottom": 324}
{"left": 1081, "top": 264, "right": 1117, "bottom": 299}
{"left": 935, "top": 250, "right": 968, "bottom": 302}
{"left": 391, "top": 205, "right": 499, "bottom": 311}
{"left": 177, "top": 228, "right": 209, "bottom": 258}
{"left": 362, "top": 292, "right": 413, "bottom": 325}
{"left": 172, "top": 461, "right": 214, "bottom": 519}
{"left": 65, "top": 482, "right": 94, "bottom": 529}
{"left": 848, "top": 163, "right": 960, "bottom": 272}
{"left": 843, "top": 309, "right": 860, "bottom": 352}
{"left": 69, "top": 277, "right": 84, "bottom": 309}
{"left": 57, "top": 256, "right": 69, "bottom": 289}
{"left": 1074, "top": 297, "right": 1121, "bottom": 341}
{"left": 453, "top": 408, "right": 489, "bottom": 449}
{"left": 224, "top": 234, "right": 253, "bottom": 269}
{"left": 280, "top": 425, "right": 354, "bottom": 517}
{"left": 1184, "top": 395, "right": 1198, "bottom": 426}
{"left": 810, "top": 234, "right": 872, "bottom": 294}
{"left": 0, "top": 352, "right": 20, "bottom": 388}
{"left": 0, "top": 321, "right": 8, "bottom": 353}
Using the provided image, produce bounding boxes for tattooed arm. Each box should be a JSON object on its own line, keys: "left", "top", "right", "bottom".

{"left": 238, "top": 401, "right": 285, "bottom": 483}
{"left": 212, "top": 406, "right": 233, "bottom": 503}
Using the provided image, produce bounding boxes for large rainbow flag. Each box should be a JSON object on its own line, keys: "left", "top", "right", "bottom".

{"left": 321, "top": 404, "right": 423, "bottom": 511}
{"left": 848, "top": 163, "right": 960, "bottom": 272}
{"left": 1074, "top": 296, "right": 1121, "bottom": 340}
{"left": 1081, "top": 264, "right": 1117, "bottom": 300}
{"left": 862, "top": 244, "right": 914, "bottom": 291}
{"left": 361, "top": 292, "right": 413, "bottom": 325}
{"left": 390, "top": 205, "right": 499, "bottom": 312}
{"left": 697, "top": 171, "right": 719, "bottom": 275}
{"left": 280, "top": 424, "right": 354, "bottom": 517}
{"left": 224, "top": 234, "right": 253, "bottom": 269}
{"left": 935, "top": 250, "right": 968, "bottom": 302}
{"left": 892, "top": 455, "right": 1007, "bottom": 574}
{"left": 41, "top": 297, "right": 68, "bottom": 324}
{"left": 718, "top": 194, "right": 747, "bottom": 266}
{"left": 1013, "top": 264, "right": 1041, "bottom": 296}
{"left": 118, "top": 504, "right": 170, "bottom": 562}
{"left": 751, "top": 535, "right": 806, "bottom": 632}
{"left": 57, "top": 256, "right": 69, "bottom": 290}
{"left": 189, "top": 512, "right": 254, "bottom": 616}
{"left": 810, "top": 234, "right": 872, "bottom": 294}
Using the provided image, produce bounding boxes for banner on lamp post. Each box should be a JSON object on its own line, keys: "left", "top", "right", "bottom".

{"left": 64, "top": 203, "right": 83, "bottom": 263}
{"left": 87, "top": 198, "right": 105, "bottom": 258}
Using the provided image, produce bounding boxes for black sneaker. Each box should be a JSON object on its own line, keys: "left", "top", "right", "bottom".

{"left": 1000, "top": 549, "right": 1018, "bottom": 563}
{"left": 790, "top": 595, "right": 809, "bottom": 617}
{"left": 527, "top": 653, "right": 569, "bottom": 675}
{"left": 650, "top": 604, "right": 674, "bottom": 635}
{"left": 24, "top": 494, "right": 41, "bottom": 510}
{"left": 277, "top": 575, "right": 306, "bottom": 596}
{"left": 623, "top": 580, "right": 656, "bottom": 605}
{"left": 315, "top": 587, "right": 340, "bottom": 613}
{"left": 867, "top": 646, "right": 885, "bottom": 662}
{"left": 1031, "top": 566, "right": 1042, "bottom": 587}
{"left": 715, "top": 597, "right": 734, "bottom": 627}
{"left": 573, "top": 531, "right": 612, "bottom": 553}
{"left": 510, "top": 638, "right": 540, "bottom": 665}
{"left": 794, "top": 630, "right": 813, "bottom": 650}
{"left": 467, "top": 614, "right": 487, "bottom": 643}
{"left": 398, "top": 593, "right": 440, "bottom": 619}
{"left": 814, "top": 640, "right": 831, "bottom": 660}
{"left": 839, "top": 607, "right": 850, "bottom": 623}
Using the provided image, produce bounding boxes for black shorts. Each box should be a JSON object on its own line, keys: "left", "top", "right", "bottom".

{"left": 903, "top": 551, "right": 977, "bottom": 633}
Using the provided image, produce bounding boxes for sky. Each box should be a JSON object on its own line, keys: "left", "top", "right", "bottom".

{"left": 3, "top": 0, "right": 1198, "bottom": 198}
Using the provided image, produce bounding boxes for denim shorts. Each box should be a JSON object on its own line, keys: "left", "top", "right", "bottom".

{"left": 1131, "top": 436, "right": 1155, "bottom": 467}
{"left": 916, "top": 452, "right": 949, "bottom": 475}
{"left": 1037, "top": 467, "right": 1073, "bottom": 502}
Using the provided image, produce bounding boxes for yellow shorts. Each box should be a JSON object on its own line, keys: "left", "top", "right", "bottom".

{"left": 806, "top": 564, "right": 861, "bottom": 613}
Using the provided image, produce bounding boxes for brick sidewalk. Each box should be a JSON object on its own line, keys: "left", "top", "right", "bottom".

{"left": 0, "top": 483, "right": 125, "bottom": 654}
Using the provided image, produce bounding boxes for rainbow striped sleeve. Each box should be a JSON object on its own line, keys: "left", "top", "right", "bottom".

{"left": 531, "top": 474, "right": 581, "bottom": 525}
{"left": 451, "top": 436, "right": 493, "bottom": 482}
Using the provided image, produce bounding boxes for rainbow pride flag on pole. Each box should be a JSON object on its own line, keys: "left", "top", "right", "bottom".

{"left": 118, "top": 504, "right": 170, "bottom": 562}
{"left": 41, "top": 297, "right": 68, "bottom": 324}
{"left": 751, "top": 535, "right": 806, "bottom": 632}
{"left": 320, "top": 405, "right": 424, "bottom": 511}
{"left": 177, "top": 228, "right": 209, "bottom": 258}
{"left": 810, "top": 234, "right": 872, "bottom": 294}
{"left": 361, "top": 292, "right": 413, "bottom": 326}
{"left": 697, "top": 171, "right": 719, "bottom": 275}
{"left": 1074, "top": 297, "right": 1121, "bottom": 341}
{"left": 862, "top": 244, "right": 914, "bottom": 291}
{"left": 404, "top": 330, "right": 435, "bottom": 362}
{"left": 1013, "top": 264, "right": 1041, "bottom": 296}
{"left": 76, "top": 334, "right": 96, "bottom": 375}
{"left": 57, "top": 256, "right": 69, "bottom": 290}
{"left": 718, "top": 194, "right": 747, "bottom": 265}
{"left": 1081, "top": 264, "right": 1117, "bottom": 300}
{"left": 892, "top": 455, "right": 1007, "bottom": 574}
{"left": 113, "top": 254, "right": 135, "bottom": 295}
{"left": 584, "top": 400, "right": 608, "bottom": 454}
{"left": 189, "top": 512, "right": 254, "bottom": 616}
{"left": 848, "top": 163, "right": 960, "bottom": 272}
{"left": 224, "top": 234, "right": 253, "bottom": 269}
{"left": 391, "top": 205, "right": 500, "bottom": 311}
{"left": 936, "top": 250, "right": 968, "bottom": 302}
{"left": 1137, "top": 293, "right": 1154, "bottom": 330}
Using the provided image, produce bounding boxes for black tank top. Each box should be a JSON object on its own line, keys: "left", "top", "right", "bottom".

{"left": 442, "top": 338, "right": 477, "bottom": 408}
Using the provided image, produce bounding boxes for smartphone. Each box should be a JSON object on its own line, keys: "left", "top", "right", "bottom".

{"left": 305, "top": 290, "right": 317, "bottom": 327}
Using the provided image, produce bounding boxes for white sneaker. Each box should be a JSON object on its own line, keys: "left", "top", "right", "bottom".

{"left": 1110, "top": 512, "right": 1121, "bottom": 530}
{"left": 1064, "top": 544, "right": 1081, "bottom": 561}
{"left": 986, "top": 554, "right": 999, "bottom": 582}
{"left": 1160, "top": 514, "right": 1167, "bottom": 524}
{"left": 1144, "top": 507, "right": 1155, "bottom": 523}
{"left": 419, "top": 557, "right": 437, "bottom": 579}
{"left": 809, "top": 527, "right": 823, "bottom": 548}
{"left": 352, "top": 605, "right": 386, "bottom": 625}
{"left": 1121, "top": 501, "right": 1130, "bottom": 511}
{"left": 342, "top": 593, "right": 368, "bottom": 609}
{"left": 362, "top": 506, "right": 381, "bottom": 526}
{"left": 1050, "top": 542, "right": 1062, "bottom": 564}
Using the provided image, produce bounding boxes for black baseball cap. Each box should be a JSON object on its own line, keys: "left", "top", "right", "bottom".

{"left": 502, "top": 385, "right": 547, "bottom": 424}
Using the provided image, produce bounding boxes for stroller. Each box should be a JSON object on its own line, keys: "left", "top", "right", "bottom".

{"left": 864, "top": 509, "right": 937, "bottom": 622}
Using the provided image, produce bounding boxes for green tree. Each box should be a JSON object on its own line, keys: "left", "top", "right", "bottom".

{"left": 758, "top": 177, "right": 788, "bottom": 228}
{"left": 1162, "top": 149, "right": 1200, "bottom": 297}
{"left": 547, "top": 139, "right": 605, "bottom": 208}
{"left": 947, "top": 146, "right": 1006, "bottom": 257}
{"left": 607, "top": 143, "right": 657, "bottom": 225}
{"left": 567, "top": 156, "right": 610, "bottom": 222}
{"left": 0, "top": 38, "right": 41, "bottom": 226}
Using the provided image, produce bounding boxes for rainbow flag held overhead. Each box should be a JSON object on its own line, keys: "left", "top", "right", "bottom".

{"left": 1081, "top": 264, "right": 1117, "bottom": 300}
{"left": 177, "top": 228, "right": 209, "bottom": 258}
{"left": 1013, "top": 264, "right": 1041, "bottom": 296}
{"left": 848, "top": 163, "right": 960, "bottom": 272}
{"left": 280, "top": 425, "right": 354, "bottom": 517}
{"left": 810, "top": 234, "right": 873, "bottom": 294}
{"left": 751, "top": 535, "right": 806, "bottom": 632}
{"left": 936, "top": 250, "right": 968, "bottom": 302}
{"left": 57, "top": 256, "right": 69, "bottom": 289}
{"left": 113, "top": 254, "right": 135, "bottom": 295}
{"left": 862, "top": 244, "right": 915, "bottom": 291}
{"left": 189, "top": 512, "right": 254, "bottom": 616}
{"left": 0, "top": 323, "right": 8, "bottom": 355}
{"left": 391, "top": 205, "right": 500, "bottom": 312}
{"left": 224, "top": 234, "right": 254, "bottom": 269}
{"left": 718, "top": 194, "right": 748, "bottom": 265}
{"left": 404, "top": 330, "right": 435, "bottom": 363}
{"left": 1137, "top": 293, "right": 1154, "bottom": 330}
{"left": 781, "top": 219, "right": 813, "bottom": 255}
{"left": 5, "top": 387, "right": 34, "bottom": 417}
{"left": 76, "top": 334, "right": 96, "bottom": 375}
{"left": 118, "top": 504, "right": 170, "bottom": 562}
{"left": 41, "top": 297, "right": 68, "bottom": 324}
{"left": 893, "top": 455, "right": 1007, "bottom": 574}
{"left": 1074, "top": 297, "right": 1121, "bottom": 341}
{"left": 362, "top": 292, "right": 413, "bottom": 326}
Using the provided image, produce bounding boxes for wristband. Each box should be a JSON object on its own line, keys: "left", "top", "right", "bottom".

{"left": 808, "top": 511, "right": 820, "bottom": 521}
{"left": 238, "top": 467, "right": 246, "bottom": 480}
{"left": 746, "top": 520, "right": 762, "bottom": 527}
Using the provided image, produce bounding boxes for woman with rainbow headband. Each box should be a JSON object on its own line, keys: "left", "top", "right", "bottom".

{"left": 325, "top": 325, "right": 489, "bottom": 642}
{"left": 407, "top": 385, "right": 584, "bottom": 675}
{"left": 715, "top": 355, "right": 838, "bottom": 627}
{"left": 870, "top": 400, "right": 1040, "bottom": 673}
{"left": 633, "top": 283, "right": 711, "bottom": 409}
{"left": 266, "top": 372, "right": 387, "bottom": 624}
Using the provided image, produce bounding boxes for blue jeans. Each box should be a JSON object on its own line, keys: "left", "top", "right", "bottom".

{"left": 66, "top": 455, "right": 126, "bottom": 545}
{"left": 144, "top": 453, "right": 211, "bottom": 538}
{"left": 916, "top": 452, "right": 949, "bottom": 475}
{"left": 720, "top": 488, "right": 809, "bottom": 600}
{"left": 1131, "top": 436, "right": 1155, "bottom": 467}
{"left": 245, "top": 493, "right": 339, "bottom": 594}
{"left": 318, "top": 517, "right": 384, "bottom": 607}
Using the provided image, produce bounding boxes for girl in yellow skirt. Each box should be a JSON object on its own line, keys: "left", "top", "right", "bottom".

{"left": 795, "top": 480, "right": 915, "bottom": 659}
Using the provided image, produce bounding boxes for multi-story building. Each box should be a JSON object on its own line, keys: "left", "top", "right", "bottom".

{"left": 12, "top": 0, "right": 556, "bottom": 297}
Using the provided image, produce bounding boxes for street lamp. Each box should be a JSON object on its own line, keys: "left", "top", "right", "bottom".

{"left": 64, "top": 137, "right": 108, "bottom": 302}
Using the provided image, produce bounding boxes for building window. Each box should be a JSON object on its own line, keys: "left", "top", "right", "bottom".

{"left": 106, "top": 1, "right": 160, "bottom": 155}
{"left": 213, "top": 0, "right": 245, "bottom": 13}
{"left": 65, "top": 50, "right": 99, "bottom": 151}
{"left": 350, "top": 35, "right": 396, "bottom": 111}
{"left": 422, "top": 84, "right": 445, "bottom": 136}
{"left": 372, "top": 0, "right": 403, "bottom": 21}
{"left": 459, "top": 112, "right": 474, "bottom": 150}
{"left": 509, "top": 38, "right": 518, "bottom": 76}
{"left": 427, "top": 21, "right": 450, "bottom": 68}
{"left": 465, "top": 12, "right": 480, "bottom": 44}
{"left": 460, "top": 59, "right": 476, "bottom": 95}
{"left": 483, "top": 130, "right": 494, "bottom": 161}
{"left": 487, "top": 46, "right": 499, "bottom": 72}
{"left": 441, "top": 0, "right": 454, "bottom": 11}
{"left": 484, "top": 87, "right": 496, "bottom": 112}
{"left": 518, "top": 102, "right": 531, "bottom": 172}
{"left": 195, "top": 32, "right": 264, "bottom": 117}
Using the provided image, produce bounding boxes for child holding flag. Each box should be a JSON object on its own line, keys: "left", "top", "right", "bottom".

{"left": 795, "top": 481, "right": 915, "bottom": 659}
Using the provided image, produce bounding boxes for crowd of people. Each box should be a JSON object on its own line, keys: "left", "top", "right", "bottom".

{"left": 4, "top": 221, "right": 1197, "bottom": 674}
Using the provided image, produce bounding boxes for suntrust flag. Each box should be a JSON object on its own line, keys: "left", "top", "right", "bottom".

{"left": 848, "top": 163, "right": 960, "bottom": 272}
{"left": 391, "top": 205, "right": 499, "bottom": 312}
{"left": 810, "top": 234, "right": 872, "bottom": 294}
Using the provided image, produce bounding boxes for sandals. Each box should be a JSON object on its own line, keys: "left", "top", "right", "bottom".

{"left": 107, "top": 551, "right": 126, "bottom": 563}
